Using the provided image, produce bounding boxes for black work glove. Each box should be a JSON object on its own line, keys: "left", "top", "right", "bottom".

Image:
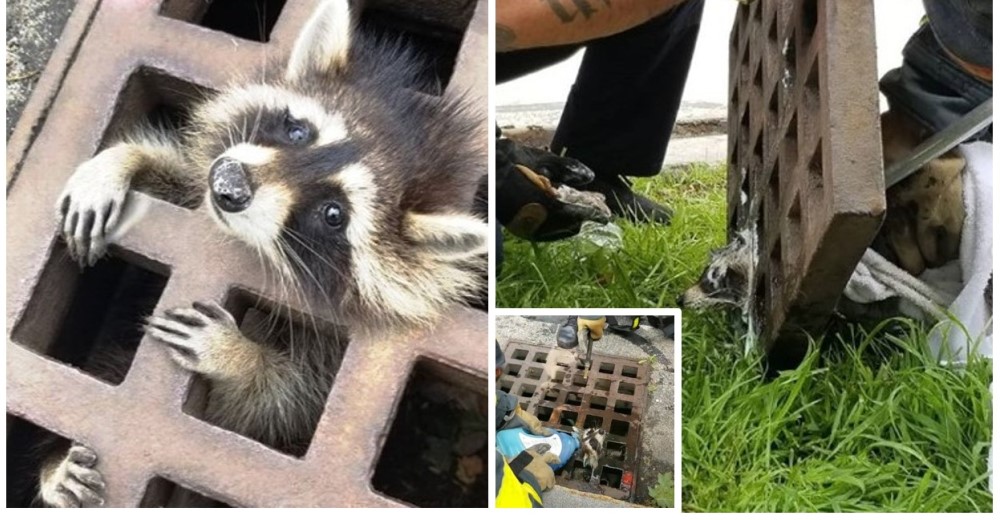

{"left": 496, "top": 127, "right": 607, "bottom": 242}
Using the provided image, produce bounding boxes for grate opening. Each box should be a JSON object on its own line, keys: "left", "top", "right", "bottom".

{"left": 359, "top": 8, "right": 466, "bottom": 96}
{"left": 518, "top": 384, "right": 537, "bottom": 399}
{"left": 11, "top": 242, "right": 169, "bottom": 386}
{"left": 499, "top": 378, "right": 513, "bottom": 393}
{"left": 533, "top": 352, "right": 548, "bottom": 363}
{"left": 600, "top": 466, "right": 624, "bottom": 488}
{"left": 571, "top": 374, "right": 588, "bottom": 387}
{"left": 511, "top": 348, "right": 528, "bottom": 360}
{"left": 372, "top": 358, "right": 487, "bottom": 507}
{"left": 140, "top": 476, "right": 228, "bottom": 507}
{"left": 525, "top": 366, "right": 543, "bottom": 381}
{"left": 181, "top": 288, "right": 348, "bottom": 457}
{"left": 621, "top": 365, "right": 639, "bottom": 379}
{"left": 583, "top": 415, "right": 604, "bottom": 429}
{"left": 598, "top": 362, "right": 615, "bottom": 374}
{"left": 560, "top": 410, "right": 579, "bottom": 426}
{"left": 553, "top": 369, "right": 566, "bottom": 382}
{"left": 609, "top": 419, "right": 630, "bottom": 437}
{"left": 505, "top": 363, "right": 522, "bottom": 377}
{"left": 606, "top": 441, "right": 626, "bottom": 462}
{"left": 6, "top": 416, "right": 71, "bottom": 507}
{"left": 536, "top": 406, "right": 554, "bottom": 422}
{"left": 589, "top": 396, "right": 608, "bottom": 410}
{"left": 614, "top": 400, "right": 634, "bottom": 416}
{"left": 618, "top": 382, "right": 635, "bottom": 396}
{"left": 159, "top": 0, "right": 287, "bottom": 43}
{"left": 594, "top": 378, "right": 612, "bottom": 392}
{"left": 543, "top": 388, "right": 559, "bottom": 402}
{"left": 566, "top": 392, "right": 583, "bottom": 406}
{"left": 100, "top": 67, "right": 214, "bottom": 209}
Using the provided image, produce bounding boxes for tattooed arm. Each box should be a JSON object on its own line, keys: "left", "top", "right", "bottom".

{"left": 497, "top": 0, "right": 685, "bottom": 51}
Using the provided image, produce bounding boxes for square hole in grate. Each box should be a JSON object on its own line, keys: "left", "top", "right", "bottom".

{"left": 606, "top": 441, "right": 626, "bottom": 462}
{"left": 159, "top": 0, "right": 286, "bottom": 43}
{"left": 6, "top": 415, "right": 74, "bottom": 507}
{"left": 511, "top": 348, "right": 528, "bottom": 360}
{"left": 609, "top": 419, "right": 630, "bottom": 437}
{"left": 543, "top": 388, "right": 560, "bottom": 402}
{"left": 566, "top": 392, "right": 583, "bottom": 406}
{"left": 600, "top": 466, "right": 624, "bottom": 488}
{"left": 536, "top": 405, "right": 554, "bottom": 422}
{"left": 359, "top": 6, "right": 471, "bottom": 96}
{"left": 181, "top": 288, "right": 348, "bottom": 458}
{"left": 519, "top": 383, "right": 537, "bottom": 399}
{"left": 141, "top": 476, "right": 228, "bottom": 507}
{"left": 533, "top": 351, "right": 548, "bottom": 363}
{"left": 614, "top": 400, "right": 633, "bottom": 416}
{"left": 373, "top": 358, "right": 487, "bottom": 507}
{"left": 598, "top": 362, "right": 615, "bottom": 374}
{"left": 571, "top": 374, "right": 588, "bottom": 387}
{"left": 590, "top": 395, "right": 608, "bottom": 410}
{"left": 525, "top": 366, "right": 543, "bottom": 380}
{"left": 559, "top": 410, "right": 579, "bottom": 427}
{"left": 621, "top": 365, "right": 639, "bottom": 379}
{"left": 500, "top": 378, "right": 513, "bottom": 393}
{"left": 583, "top": 415, "right": 604, "bottom": 429}
{"left": 505, "top": 363, "right": 522, "bottom": 377}
{"left": 554, "top": 369, "right": 567, "bottom": 382}
{"left": 618, "top": 382, "right": 636, "bottom": 396}
{"left": 595, "top": 378, "right": 612, "bottom": 392}
{"left": 11, "top": 243, "right": 169, "bottom": 386}
{"left": 99, "top": 66, "right": 215, "bottom": 209}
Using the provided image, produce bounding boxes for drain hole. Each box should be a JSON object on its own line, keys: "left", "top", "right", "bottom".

{"left": 6, "top": 416, "right": 72, "bottom": 507}
{"left": 554, "top": 370, "right": 567, "bottom": 382}
{"left": 621, "top": 366, "right": 639, "bottom": 379}
{"left": 600, "top": 466, "right": 624, "bottom": 488}
{"left": 566, "top": 392, "right": 583, "bottom": 406}
{"left": 182, "top": 288, "right": 348, "bottom": 458}
{"left": 614, "top": 400, "right": 634, "bottom": 416}
{"left": 536, "top": 406, "right": 554, "bottom": 422}
{"left": 594, "top": 378, "right": 612, "bottom": 392}
{"left": 140, "top": 476, "right": 228, "bottom": 507}
{"left": 560, "top": 410, "right": 579, "bottom": 426}
{"left": 511, "top": 348, "right": 528, "bottom": 361}
{"left": 11, "top": 243, "right": 169, "bottom": 386}
{"left": 543, "top": 388, "right": 560, "bottom": 402}
{"left": 500, "top": 379, "right": 513, "bottom": 393}
{"left": 505, "top": 363, "right": 522, "bottom": 377}
{"left": 372, "top": 358, "right": 487, "bottom": 507}
{"left": 100, "top": 67, "right": 214, "bottom": 209}
{"left": 519, "top": 384, "right": 537, "bottom": 399}
{"left": 159, "top": 0, "right": 287, "bottom": 42}
{"left": 525, "top": 367, "right": 543, "bottom": 381}
{"left": 609, "top": 419, "right": 630, "bottom": 437}
{"left": 618, "top": 382, "right": 636, "bottom": 396}
{"left": 589, "top": 396, "right": 608, "bottom": 410}
{"left": 533, "top": 352, "right": 548, "bottom": 363}
{"left": 606, "top": 441, "right": 626, "bottom": 462}
{"left": 598, "top": 362, "right": 615, "bottom": 374}
{"left": 584, "top": 415, "right": 604, "bottom": 429}
{"left": 571, "top": 374, "right": 588, "bottom": 387}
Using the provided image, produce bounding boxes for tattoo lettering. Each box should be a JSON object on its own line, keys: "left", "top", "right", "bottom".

{"left": 544, "top": 0, "right": 612, "bottom": 23}
{"left": 497, "top": 23, "right": 518, "bottom": 51}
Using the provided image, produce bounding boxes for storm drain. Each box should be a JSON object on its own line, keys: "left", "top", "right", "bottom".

{"left": 500, "top": 341, "right": 650, "bottom": 502}
{"left": 6, "top": 0, "right": 487, "bottom": 508}
{"left": 727, "top": 0, "right": 884, "bottom": 361}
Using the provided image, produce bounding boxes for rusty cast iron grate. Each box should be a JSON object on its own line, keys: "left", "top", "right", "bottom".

{"left": 6, "top": 0, "right": 487, "bottom": 508}
{"left": 727, "top": 0, "right": 885, "bottom": 360}
{"left": 500, "top": 341, "right": 650, "bottom": 502}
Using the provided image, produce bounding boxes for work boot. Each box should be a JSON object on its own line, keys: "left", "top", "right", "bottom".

{"left": 587, "top": 176, "right": 672, "bottom": 224}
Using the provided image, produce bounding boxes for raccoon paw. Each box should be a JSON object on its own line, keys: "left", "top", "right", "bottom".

{"left": 57, "top": 157, "right": 131, "bottom": 268}
{"left": 146, "top": 301, "right": 251, "bottom": 378}
{"left": 39, "top": 444, "right": 106, "bottom": 508}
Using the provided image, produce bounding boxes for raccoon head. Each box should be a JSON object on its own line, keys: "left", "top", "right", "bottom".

{"left": 680, "top": 229, "right": 754, "bottom": 309}
{"left": 190, "top": 0, "right": 488, "bottom": 330}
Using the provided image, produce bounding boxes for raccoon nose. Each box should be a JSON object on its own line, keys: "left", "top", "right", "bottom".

{"left": 676, "top": 294, "right": 686, "bottom": 307}
{"left": 210, "top": 157, "right": 253, "bottom": 213}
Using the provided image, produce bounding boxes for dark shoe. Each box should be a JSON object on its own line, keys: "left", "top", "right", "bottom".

{"left": 587, "top": 176, "right": 672, "bottom": 224}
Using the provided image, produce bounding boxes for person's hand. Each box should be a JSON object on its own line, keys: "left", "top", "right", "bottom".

{"left": 518, "top": 447, "right": 560, "bottom": 491}
{"left": 497, "top": 129, "right": 609, "bottom": 242}
{"left": 514, "top": 404, "right": 554, "bottom": 436}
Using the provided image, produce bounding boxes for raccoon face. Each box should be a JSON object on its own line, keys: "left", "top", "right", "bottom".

{"left": 193, "top": 0, "right": 488, "bottom": 328}
{"left": 680, "top": 230, "right": 754, "bottom": 309}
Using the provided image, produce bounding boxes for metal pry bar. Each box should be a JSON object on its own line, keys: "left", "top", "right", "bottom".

{"left": 884, "top": 98, "right": 993, "bottom": 189}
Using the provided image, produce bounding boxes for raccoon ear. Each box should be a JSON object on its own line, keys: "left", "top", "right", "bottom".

{"left": 286, "top": 0, "right": 353, "bottom": 81}
{"left": 405, "top": 213, "right": 488, "bottom": 259}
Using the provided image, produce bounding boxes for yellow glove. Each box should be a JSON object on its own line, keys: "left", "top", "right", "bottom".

{"left": 520, "top": 450, "right": 561, "bottom": 491}
{"left": 514, "top": 405, "right": 554, "bottom": 436}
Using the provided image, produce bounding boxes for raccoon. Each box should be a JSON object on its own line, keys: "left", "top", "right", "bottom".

{"left": 679, "top": 229, "right": 755, "bottom": 310}
{"left": 38, "top": 0, "right": 487, "bottom": 507}
{"left": 575, "top": 427, "right": 608, "bottom": 481}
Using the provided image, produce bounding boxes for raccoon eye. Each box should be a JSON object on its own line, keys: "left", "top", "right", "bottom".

{"left": 285, "top": 119, "right": 311, "bottom": 144}
{"left": 323, "top": 202, "right": 345, "bottom": 227}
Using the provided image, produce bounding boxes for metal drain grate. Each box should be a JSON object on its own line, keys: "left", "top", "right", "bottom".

{"left": 727, "top": 0, "right": 885, "bottom": 358}
{"left": 6, "top": 0, "right": 487, "bottom": 508}
{"left": 500, "top": 341, "right": 649, "bottom": 501}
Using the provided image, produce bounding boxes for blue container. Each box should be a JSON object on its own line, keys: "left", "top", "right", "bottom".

{"left": 496, "top": 428, "right": 580, "bottom": 471}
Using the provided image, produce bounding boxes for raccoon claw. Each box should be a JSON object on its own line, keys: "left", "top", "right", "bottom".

{"left": 147, "top": 301, "right": 242, "bottom": 376}
{"left": 57, "top": 160, "right": 129, "bottom": 268}
{"left": 39, "top": 444, "right": 106, "bottom": 508}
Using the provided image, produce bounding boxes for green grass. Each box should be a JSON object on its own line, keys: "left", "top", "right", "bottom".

{"left": 496, "top": 163, "right": 728, "bottom": 308}
{"left": 498, "top": 163, "right": 993, "bottom": 511}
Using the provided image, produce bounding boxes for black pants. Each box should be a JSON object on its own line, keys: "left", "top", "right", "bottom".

{"left": 496, "top": 0, "right": 705, "bottom": 179}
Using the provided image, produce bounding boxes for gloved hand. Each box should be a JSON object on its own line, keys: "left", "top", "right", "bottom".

{"left": 497, "top": 127, "right": 609, "bottom": 242}
{"left": 518, "top": 448, "right": 561, "bottom": 491}
{"left": 514, "top": 404, "right": 554, "bottom": 437}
